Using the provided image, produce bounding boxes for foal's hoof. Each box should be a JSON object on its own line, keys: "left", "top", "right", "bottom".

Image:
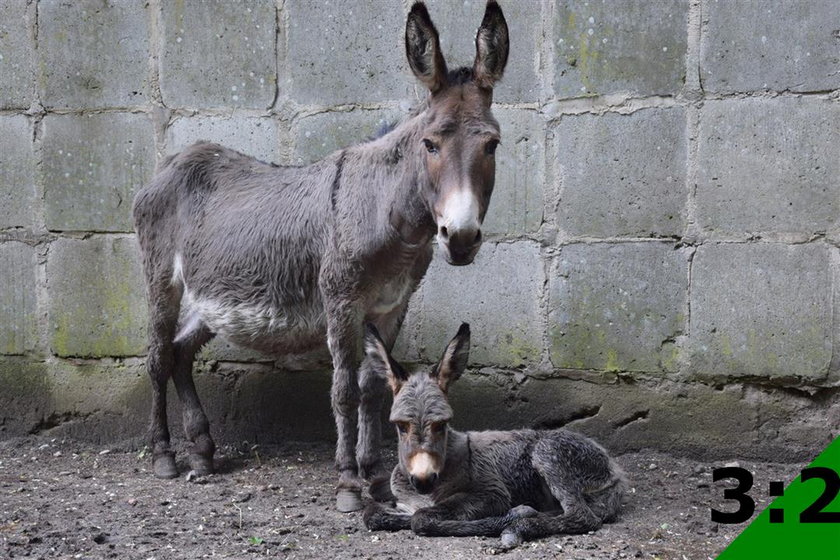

{"left": 188, "top": 454, "right": 214, "bottom": 477}
{"left": 336, "top": 488, "right": 363, "bottom": 513}
{"left": 500, "top": 530, "right": 523, "bottom": 549}
{"left": 153, "top": 454, "right": 178, "bottom": 479}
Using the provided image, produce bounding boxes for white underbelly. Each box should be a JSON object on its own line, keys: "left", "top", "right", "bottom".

{"left": 180, "top": 290, "right": 325, "bottom": 349}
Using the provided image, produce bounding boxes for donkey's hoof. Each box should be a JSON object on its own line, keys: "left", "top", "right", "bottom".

{"left": 336, "top": 488, "right": 363, "bottom": 512}
{"left": 500, "top": 530, "right": 522, "bottom": 549}
{"left": 188, "top": 454, "right": 214, "bottom": 477}
{"left": 153, "top": 454, "right": 178, "bottom": 479}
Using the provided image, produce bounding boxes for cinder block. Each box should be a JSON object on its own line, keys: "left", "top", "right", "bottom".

{"left": 482, "top": 109, "right": 545, "bottom": 237}
{"left": 38, "top": 0, "right": 149, "bottom": 108}
{"left": 0, "top": 1, "right": 34, "bottom": 108}
{"left": 285, "top": 1, "right": 411, "bottom": 105}
{"left": 696, "top": 98, "right": 840, "bottom": 237}
{"left": 47, "top": 236, "right": 148, "bottom": 358}
{"left": 689, "top": 243, "right": 831, "bottom": 382}
{"left": 555, "top": 108, "right": 687, "bottom": 238}
{"left": 417, "top": 242, "right": 544, "bottom": 368}
{"left": 42, "top": 113, "right": 155, "bottom": 232}
{"left": 423, "top": 0, "right": 543, "bottom": 102}
{"left": 198, "top": 338, "right": 274, "bottom": 365}
{"left": 167, "top": 116, "right": 279, "bottom": 164}
{"left": 515, "top": 377, "right": 830, "bottom": 463}
{"left": 0, "top": 242, "right": 38, "bottom": 355}
{"left": 160, "top": 0, "right": 276, "bottom": 109}
{"left": 220, "top": 366, "right": 335, "bottom": 442}
{"left": 549, "top": 243, "right": 689, "bottom": 373}
{"left": 701, "top": 1, "right": 840, "bottom": 93}
{"left": 0, "top": 115, "right": 35, "bottom": 228}
{"left": 0, "top": 359, "right": 50, "bottom": 436}
{"left": 293, "top": 108, "right": 405, "bottom": 165}
{"left": 552, "top": 0, "right": 688, "bottom": 98}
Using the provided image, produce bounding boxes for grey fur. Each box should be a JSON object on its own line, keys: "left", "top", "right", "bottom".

{"left": 132, "top": 1, "right": 509, "bottom": 512}
{"left": 363, "top": 324, "right": 627, "bottom": 548}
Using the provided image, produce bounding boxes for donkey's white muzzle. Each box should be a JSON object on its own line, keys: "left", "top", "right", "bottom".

{"left": 437, "top": 188, "right": 482, "bottom": 266}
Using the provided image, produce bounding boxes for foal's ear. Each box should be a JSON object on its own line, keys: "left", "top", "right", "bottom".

{"left": 405, "top": 2, "right": 448, "bottom": 94}
{"left": 431, "top": 323, "right": 471, "bottom": 393}
{"left": 473, "top": 0, "right": 509, "bottom": 89}
{"left": 364, "top": 323, "right": 409, "bottom": 394}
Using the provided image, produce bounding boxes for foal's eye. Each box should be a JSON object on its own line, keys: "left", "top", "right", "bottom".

{"left": 485, "top": 139, "right": 499, "bottom": 156}
{"left": 431, "top": 422, "right": 447, "bottom": 435}
{"left": 422, "top": 139, "right": 439, "bottom": 154}
{"left": 396, "top": 422, "right": 410, "bottom": 435}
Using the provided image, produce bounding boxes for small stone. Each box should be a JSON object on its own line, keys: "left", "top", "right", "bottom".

{"left": 233, "top": 491, "right": 252, "bottom": 503}
{"left": 724, "top": 461, "right": 740, "bottom": 469}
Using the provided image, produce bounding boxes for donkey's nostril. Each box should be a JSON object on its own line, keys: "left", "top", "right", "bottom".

{"left": 439, "top": 226, "right": 449, "bottom": 239}
{"left": 474, "top": 230, "right": 482, "bottom": 244}
{"left": 429, "top": 472, "right": 439, "bottom": 485}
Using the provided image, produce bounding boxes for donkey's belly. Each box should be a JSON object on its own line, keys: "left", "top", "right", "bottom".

{"left": 183, "top": 292, "right": 327, "bottom": 355}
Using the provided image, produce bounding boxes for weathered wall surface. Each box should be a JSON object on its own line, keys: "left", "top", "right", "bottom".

{"left": 1, "top": 0, "right": 839, "bottom": 462}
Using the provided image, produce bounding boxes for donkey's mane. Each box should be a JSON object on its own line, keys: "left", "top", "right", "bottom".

{"left": 446, "top": 66, "right": 474, "bottom": 86}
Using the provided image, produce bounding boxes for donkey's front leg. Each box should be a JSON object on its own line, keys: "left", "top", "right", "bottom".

{"left": 410, "top": 492, "right": 518, "bottom": 538}
{"left": 363, "top": 501, "right": 413, "bottom": 532}
{"left": 357, "top": 307, "right": 408, "bottom": 502}
{"left": 324, "top": 299, "right": 364, "bottom": 512}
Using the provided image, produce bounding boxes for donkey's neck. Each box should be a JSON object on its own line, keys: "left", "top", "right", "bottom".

{"left": 365, "top": 109, "right": 436, "bottom": 245}
{"left": 443, "top": 429, "right": 472, "bottom": 474}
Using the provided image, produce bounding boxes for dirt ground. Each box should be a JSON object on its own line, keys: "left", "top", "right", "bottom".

{"left": 0, "top": 435, "right": 803, "bottom": 560}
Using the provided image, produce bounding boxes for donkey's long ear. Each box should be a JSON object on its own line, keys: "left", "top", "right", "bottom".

{"left": 431, "top": 323, "right": 470, "bottom": 393}
{"left": 473, "top": 0, "right": 509, "bottom": 89}
{"left": 364, "top": 323, "right": 409, "bottom": 394}
{"left": 405, "top": 2, "right": 448, "bottom": 94}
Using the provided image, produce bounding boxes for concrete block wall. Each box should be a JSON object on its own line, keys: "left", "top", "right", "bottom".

{"left": 1, "top": 0, "right": 839, "bottom": 461}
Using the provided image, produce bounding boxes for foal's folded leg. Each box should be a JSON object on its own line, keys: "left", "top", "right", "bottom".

{"left": 500, "top": 502, "right": 601, "bottom": 548}
{"left": 363, "top": 502, "right": 412, "bottom": 532}
{"left": 409, "top": 492, "right": 531, "bottom": 538}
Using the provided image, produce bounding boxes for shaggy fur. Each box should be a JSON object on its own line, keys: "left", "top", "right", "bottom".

{"left": 132, "top": 1, "right": 509, "bottom": 513}
{"left": 363, "top": 324, "right": 627, "bottom": 548}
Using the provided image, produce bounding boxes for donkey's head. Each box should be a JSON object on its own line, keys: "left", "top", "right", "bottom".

{"left": 365, "top": 323, "right": 470, "bottom": 494}
{"left": 406, "top": 1, "right": 509, "bottom": 266}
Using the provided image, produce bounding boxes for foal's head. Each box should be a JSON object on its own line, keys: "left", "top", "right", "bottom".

{"left": 365, "top": 323, "right": 471, "bottom": 494}
{"left": 405, "top": 1, "right": 509, "bottom": 266}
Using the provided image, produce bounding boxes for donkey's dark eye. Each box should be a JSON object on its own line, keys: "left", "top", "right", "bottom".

{"left": 431, "top": 422, "right": 447, "bottom": 434}
{"left": 485, "top": 139, "right": 499, "bottom": 156}
{"left": 396, "top": 422, "right": 410, "bottom": 435}
{"left": 422, "top": 139, "right": 439, "bottom": 154}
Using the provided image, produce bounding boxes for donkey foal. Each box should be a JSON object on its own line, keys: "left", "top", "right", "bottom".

{"left": 363, "top": 324, "right": 627, "bottom": 548}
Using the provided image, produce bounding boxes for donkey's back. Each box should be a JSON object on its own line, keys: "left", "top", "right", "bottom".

{"left": 477, "top": 428, "right": 626, "bottom": 524}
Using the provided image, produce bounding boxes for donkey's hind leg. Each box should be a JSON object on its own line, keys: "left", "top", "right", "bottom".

{"left": 500, "top": 445, "right": 602, "bottom": 548}
{"left": 171, "top": 312, "right": 216, "bottom": 475}
{"left": 144, "top": 278, "right": 181, "bottom": 478}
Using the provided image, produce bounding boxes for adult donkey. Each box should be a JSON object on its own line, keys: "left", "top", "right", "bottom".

{"left": 133, "top": 1, "right": 509, "bottom": 511}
